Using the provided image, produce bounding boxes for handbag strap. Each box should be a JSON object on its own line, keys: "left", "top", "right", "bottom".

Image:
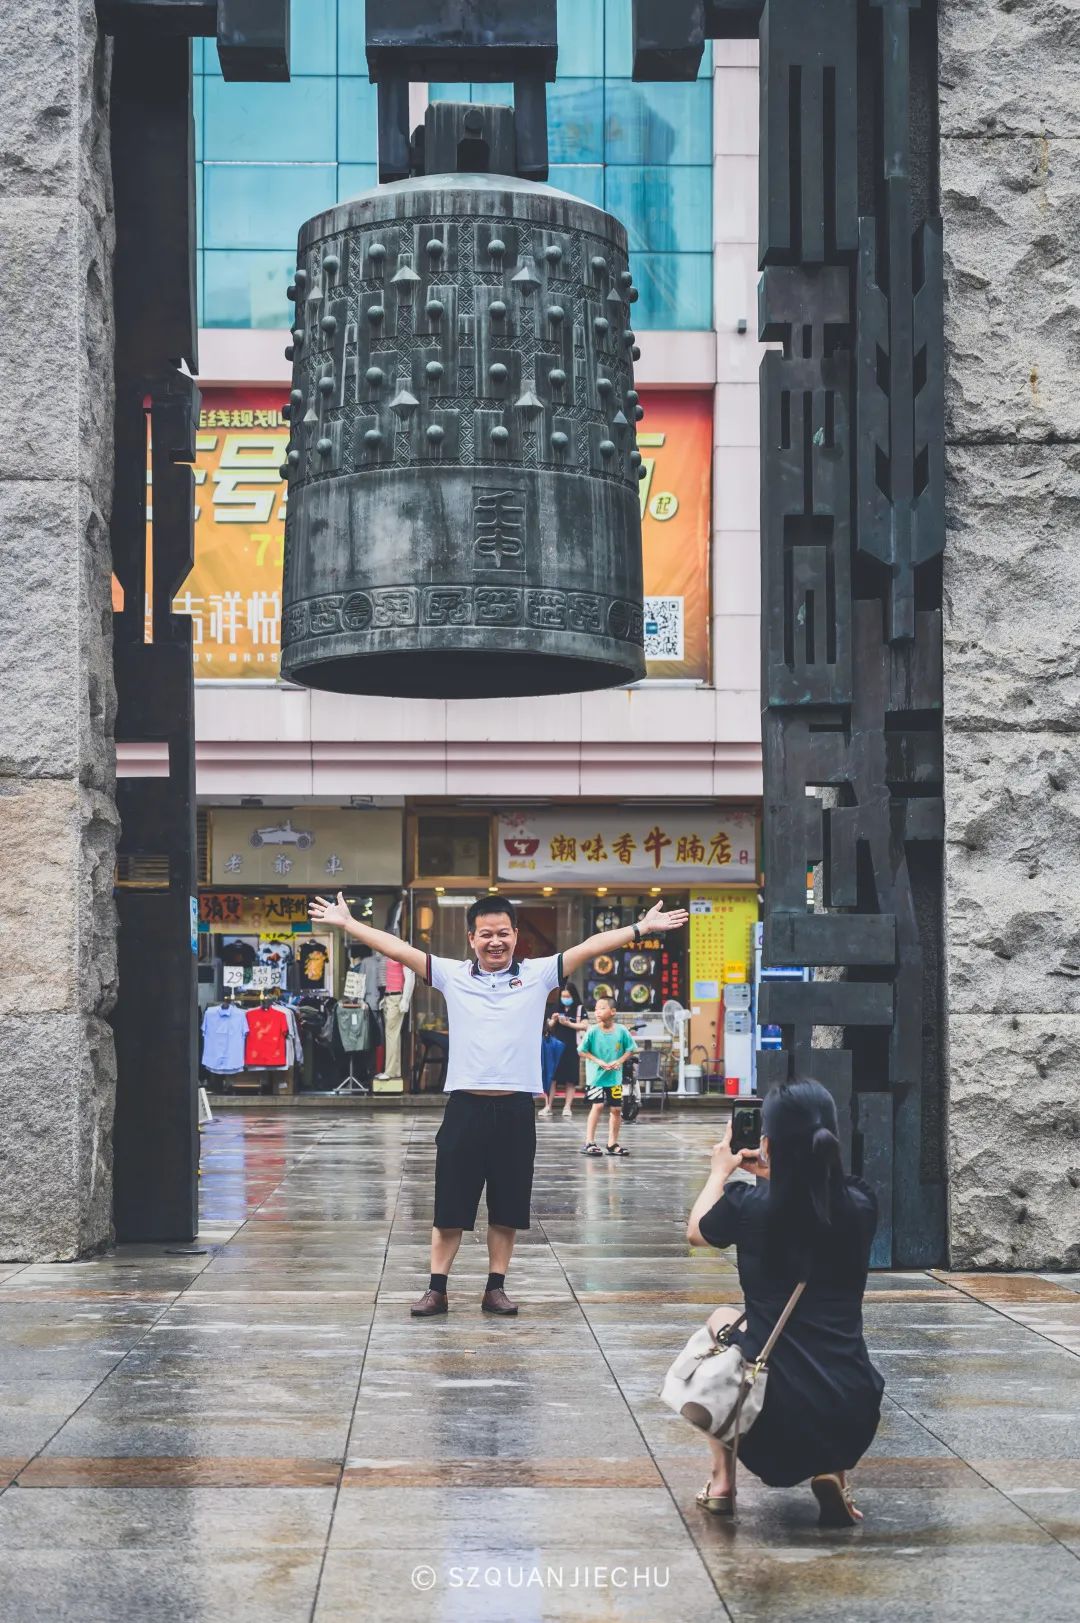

{"left": 726, "top": 1281, "right": 806, "bottom": 1501}
{"left": 756, "top": 1280, "right": 806, "bottom": 1366}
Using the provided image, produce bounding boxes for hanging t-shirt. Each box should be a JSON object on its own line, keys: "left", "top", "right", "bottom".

{"left": 201, "top": 1004, "right": 249, "bottom": 1074}
{"left": 244, "top": 1005, "right": 290, "bottom": 1068}
{"left": 298, "top": 939, "right": 330, "bottom": 989}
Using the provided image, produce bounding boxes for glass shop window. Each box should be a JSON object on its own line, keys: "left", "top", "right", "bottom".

{"left": 415, "top": 816, "right": 492, "bottom": 880}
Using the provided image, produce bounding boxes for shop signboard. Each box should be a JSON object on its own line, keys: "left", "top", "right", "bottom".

{"left": 636, "top": 390, "right": 713, "bottom": 682}
{"left": 497, "top": 810, "right": 758, "bottom": 884}
{"left": 200, "top": 892, "right": 311, "bottom": 929}
{"left": 209, "top": 808, "right": 403, "bottom": 888}
{"left": 689, "top": 890, "right": 760, "bottom": 1003}
{"left": 126, "top": 387, "right": 712, "bottom": 683}
{"left": 688, "top": 887, "right": 761, "bottom": 1073}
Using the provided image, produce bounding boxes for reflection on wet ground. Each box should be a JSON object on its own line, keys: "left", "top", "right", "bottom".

{"left": 2, "top": 1108, "right": 1079, "bottom": 1620}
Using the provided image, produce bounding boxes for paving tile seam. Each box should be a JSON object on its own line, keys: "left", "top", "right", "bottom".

{"left": 3, "top": 1121, "right": 335, "bottom": 1503}
{"left": 929, "top": 1277, "right": 1080, "bottom": 1366}
{"left": 307, "top": 1108, "right": 416, "bottom": 1622}
{"left": 0, "top": 1269, "right": 222, "bottom": 1501}
{"left": 534, "top": 1210, "right": 737, "bottom": 1623}
{"left": 878, "top": 1385, "right": 1080, "bottom": 1566}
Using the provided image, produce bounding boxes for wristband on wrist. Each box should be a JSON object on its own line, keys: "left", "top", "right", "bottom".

{"left": 631, "top": 922, "right": 643, "bottom": 943}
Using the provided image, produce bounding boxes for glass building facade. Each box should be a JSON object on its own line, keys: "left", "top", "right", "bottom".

{"left": 196, "top": 0, "right": 712, "bottom": 331}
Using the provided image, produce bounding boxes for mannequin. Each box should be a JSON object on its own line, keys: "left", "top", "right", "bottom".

{"left": 376, "top": 962, "right": 414, "bottom": 1083}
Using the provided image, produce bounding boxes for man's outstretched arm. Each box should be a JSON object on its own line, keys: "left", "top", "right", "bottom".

{"left": 309, "top": 892, "right": 428, "bottom": 978}
{"left": 561, "top": 898, "right": 689, "bottom": 978}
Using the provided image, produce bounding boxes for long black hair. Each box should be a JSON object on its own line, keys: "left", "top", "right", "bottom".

{"left": 761, "top": 1080, "right": 863, "bottom": 1276}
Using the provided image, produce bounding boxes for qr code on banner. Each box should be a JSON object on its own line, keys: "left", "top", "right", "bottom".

{"left": 644, "top": 596, "right": 685, "bottom": 661}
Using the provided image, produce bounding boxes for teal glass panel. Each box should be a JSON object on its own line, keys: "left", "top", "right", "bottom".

{"left": 603, "top": 0, "right": 634, "bottom": 78}
{"left": 557, "top": 0, "right": 603, "bottom": 76}
{"left": 338, "top": 77, "right": 378, "bottom": 162}
{"left": 467, "top": 82, "right": 514, "bottom": 104}
{"left": 605, "top": 79, "right": 711, "bottom": 165}
{"left": 197, "top": 250, "right": 205, "bottom": 326}
{"left": 195, "top": 159, "right": 204, "bottom": 246}
{"left": 338, "top": 162, "right": 378, "bottom": 200}
{"left": 204, "top": 164, "right": 336, "bottom": 249}
{"left": 289, "top": 0, "right": 337, "bottom": 75}
{"left": 204, "top": 250, "right": 297, "bottom": 327}
{"left": 338, "top": 0, "right": 368, "bottom": 76}
{"left": 194, "top": 74, "right": 203, "bottom": 160}
{"left": 548, "top": 79, "right": 603, "bottom": 164}
{"left": 548, "top": 164, "right": 604, "bottom": 208}
{"left": 203, "top": 79, "right": 335, "bottom": 162}
{"left": 605, "top": 165, "right": 712, "bottom": 253}
{"left": 628, "top": 251, "right": 712, "bottom": 329}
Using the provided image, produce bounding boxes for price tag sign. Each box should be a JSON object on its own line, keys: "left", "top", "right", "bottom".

{"left": 223, "top": 966, "right": 244, "bottom": 988}
{"left": 344, "top": 969, "right": 366, "bottom": 999}
{"left": 251, "top": 966, "right": 273, "bottom": 989}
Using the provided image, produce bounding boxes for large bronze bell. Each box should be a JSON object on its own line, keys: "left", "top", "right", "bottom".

{"left": 279, "top": 107, "right": 646, "bottom": 699}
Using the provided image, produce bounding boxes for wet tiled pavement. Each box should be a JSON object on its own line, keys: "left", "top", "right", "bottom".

{"left": 2, "top": 1108, "right": 1080, "bottom": 1621}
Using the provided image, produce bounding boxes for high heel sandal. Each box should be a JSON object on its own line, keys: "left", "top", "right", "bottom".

{"left": 811, "top": 1473, "right": 862, "bottom": 1527}
{"left": 695, "top": 1480, "right": 735, "bottom": 1517}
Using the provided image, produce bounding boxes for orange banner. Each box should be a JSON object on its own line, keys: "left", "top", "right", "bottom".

{"left": 638, "top": 389, "right": 713, "bottom": 681}
{"left": 138, "top": 387, "right": 711, "bottom": 682}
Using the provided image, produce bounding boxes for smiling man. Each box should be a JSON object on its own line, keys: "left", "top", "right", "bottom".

{"left": 308, "top": 890, "right": 688, "bottom": 1317}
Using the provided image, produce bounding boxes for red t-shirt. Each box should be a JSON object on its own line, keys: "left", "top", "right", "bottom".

{"left": 244, "top": 1006, "right": 290, "bottom": 1067}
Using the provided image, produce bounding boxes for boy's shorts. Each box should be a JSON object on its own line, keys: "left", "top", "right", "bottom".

{"left": 585, "top": 1081, "right": 622, "bottom": 1106}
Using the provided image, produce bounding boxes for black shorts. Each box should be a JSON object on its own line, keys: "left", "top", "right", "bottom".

{"left": 585, "top": 1081, "right": 622, "bottom": 1106}
{"left": 433, "top": 1091, "right": 537, "bottom": 1231}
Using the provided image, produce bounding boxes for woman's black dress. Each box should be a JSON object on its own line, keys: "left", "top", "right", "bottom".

{"left": 552, "top": 1007, "right": 583, "bottom": 1088}
{"left": 698, "top": 1177, "right": 884, "bottom": 1487}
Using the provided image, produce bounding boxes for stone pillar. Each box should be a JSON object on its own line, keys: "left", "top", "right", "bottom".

{"left": 0, "top": 0, "right": 118, "bottom": 1259}
{"left": 941, "top": 1, "right": 1080, "bottom": 1267}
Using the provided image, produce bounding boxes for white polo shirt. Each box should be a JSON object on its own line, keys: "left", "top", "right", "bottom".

{"left": 427, "top": 953, "right": 563, "bottom": 1094}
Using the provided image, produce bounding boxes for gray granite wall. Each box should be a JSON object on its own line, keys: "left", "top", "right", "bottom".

{"left": 941, "top": 0, "right": 1080, "bottom": 1267}
{"left": 0, "top": 0, "right": 118, "bottom": 1259}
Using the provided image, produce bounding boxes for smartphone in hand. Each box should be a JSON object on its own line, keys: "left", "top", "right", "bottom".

{"left": 729, "top": 1100, "right": 763, "bottom": 1154}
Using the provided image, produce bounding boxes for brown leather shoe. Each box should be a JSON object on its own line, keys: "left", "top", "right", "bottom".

{"left": 481, "top": 1287, "right": 519, "bottom": 1316}
{"left": 410, "top": 1289, "right": 448, "bottom": 1317}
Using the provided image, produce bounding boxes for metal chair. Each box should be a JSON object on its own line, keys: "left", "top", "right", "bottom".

{"left": 635, "top": 1047, "right": 666, "bottom": 1111}
{"left": 411, "top": 1030, "right": 449, "bottom": 1092}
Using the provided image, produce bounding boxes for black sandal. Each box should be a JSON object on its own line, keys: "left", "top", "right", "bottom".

{"left": 582, "top": 1143, "right": 603, "bottom": 1156}
{"left": 606, "top": 1144, "right": 630, "bottom": 1156}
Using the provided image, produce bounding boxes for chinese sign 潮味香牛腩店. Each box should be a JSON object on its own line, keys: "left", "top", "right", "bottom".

{"left": 497, "top": 810, "right": 758, "bottom": 885}
{"left": 121, "top": 387, "right": 713, "bottom": 682}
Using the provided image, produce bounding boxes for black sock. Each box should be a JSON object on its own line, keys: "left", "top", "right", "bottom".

{"left": 428, "top": 1272, "right": 448, "bottom": 1294}
{"left": 486, "top": 1272, "right": 505, "bottom": 1293}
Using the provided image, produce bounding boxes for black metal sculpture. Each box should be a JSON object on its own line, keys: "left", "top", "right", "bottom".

{"left": 278, "top": 2, "right": 647, "bottom": 698}
{"left": 634, "top": 0, "right": 946, "bottom": 1265}
{"left": 98, "top": 0, "right": 290, "bottom": 1241}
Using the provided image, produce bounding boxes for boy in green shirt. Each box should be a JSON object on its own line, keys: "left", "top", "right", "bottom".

{"left": 580, "top": 997, "right": 637, "bottom": 1158}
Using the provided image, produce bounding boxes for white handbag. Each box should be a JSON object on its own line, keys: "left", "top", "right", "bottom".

{"left": 660, "top": 1282, "right": 806, "bottom": 1444}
